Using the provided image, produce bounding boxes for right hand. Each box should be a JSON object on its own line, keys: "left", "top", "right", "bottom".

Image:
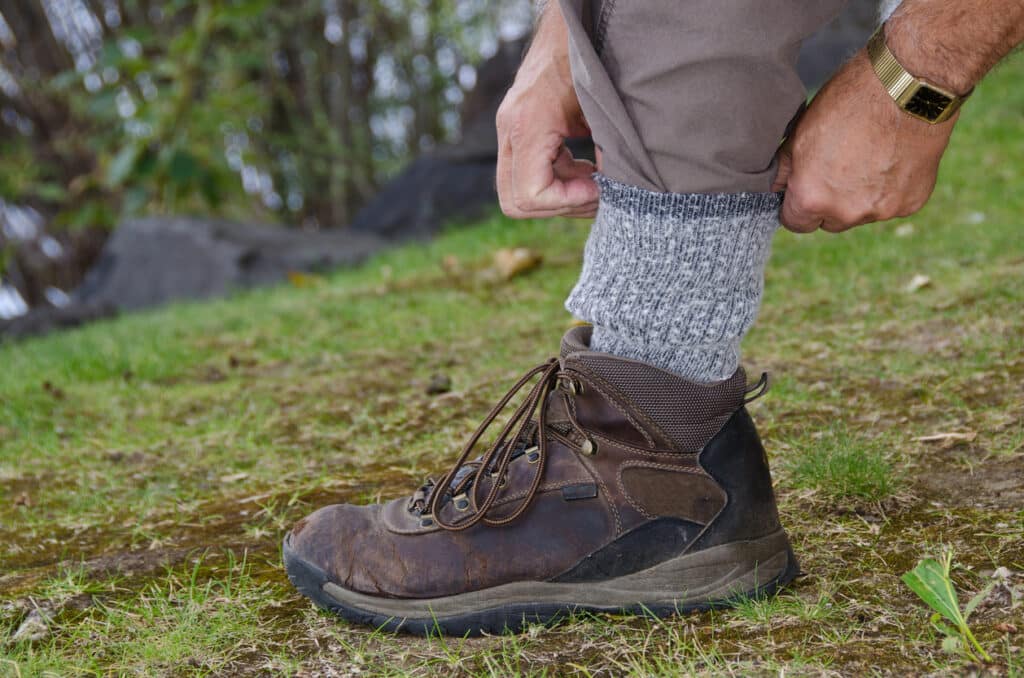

{"left": 496, "top": 6, "right": 599, "bottom": 219}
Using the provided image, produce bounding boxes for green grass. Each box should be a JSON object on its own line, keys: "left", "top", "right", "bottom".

{"left": 2, "top": 58, "right": 1024, "bottom": 676}
{"left": 785, "top": 426, "right": 896, "bottom": 502}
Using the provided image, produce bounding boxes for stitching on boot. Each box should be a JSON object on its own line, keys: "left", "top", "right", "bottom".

{"left": 588, "top": 432, "right": 703, "bottom": 466}
{"left": 616, "top": 461, "right": 725, "bottom": 524}
{"left": 575, "top": 452, "right": 622, "bottom": 534}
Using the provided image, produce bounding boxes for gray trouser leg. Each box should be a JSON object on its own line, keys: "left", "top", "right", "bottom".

{"left": 560, "top": 0, "right": 848, "bottom": 382}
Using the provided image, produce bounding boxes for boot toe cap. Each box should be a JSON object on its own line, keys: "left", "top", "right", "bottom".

{"left": 286, "top": 503, "right": 385, "bottom": 593}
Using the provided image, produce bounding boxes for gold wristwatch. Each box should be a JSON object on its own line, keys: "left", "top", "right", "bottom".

{"left": 866, "top": 25, "right": 971, "bottom": 124}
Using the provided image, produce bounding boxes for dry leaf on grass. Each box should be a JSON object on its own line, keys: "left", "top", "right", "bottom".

{"left": 287, "top": 271, "right": 324, "bottom": 288}
{"left": 11, "top": 607, "right": 52, "bottom": 642}
{"left": 905, "top": 274, "right": 932, "bottom": 293}
{"left": 492, "top": 247, "right": 542, "bottom": 280}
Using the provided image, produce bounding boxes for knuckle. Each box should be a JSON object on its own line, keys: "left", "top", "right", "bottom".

{"left": 495, "top": 104, "right": 513, "bottom": 131}
{"left": 838, "top": 209, "right": 865, "bottom": 225}
{"left": 875, "top": 199, "right": 901, "bottom": 221}
{"left": 497, "top": 193, "right": 520, "bottom": 218}
{"left": 512, "top": 193, "right": 536, "bottom": 213}
{"left": 909, "top": 194, "right": 930, "bottom": 213}
{"left": 793, "top": 188, "right": 828, "bottom": 215}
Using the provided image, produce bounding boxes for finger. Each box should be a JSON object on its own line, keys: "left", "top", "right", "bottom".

{"left": 552, "top": 146, "right": 599, "bottom": 208}
{"left": 821, "top": 212, "right": 876, "bottom": 233}
{"left": 780, "top": 192, "right": 823, "bottom": 233}
{"left": 553, "top": 145, "right": 597, "bottom": 182}
{"left": 563, "top": 202, "right": 599, "bottom": 219}
{"left": 771, "top": 145, "right": 793, "bottom": 193}
{"left": 820, "top": 218, "right": 850, "bottom": 233}
{"left": 511, "top": 133, "right": 599, "bottom": 214}
{"left": 496, "top": 131, "right": 520, "bottom": 217}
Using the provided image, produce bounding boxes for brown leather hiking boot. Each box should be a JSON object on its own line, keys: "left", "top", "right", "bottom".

{"left": 283, "top": 327, "right": 798, "bottom": 635}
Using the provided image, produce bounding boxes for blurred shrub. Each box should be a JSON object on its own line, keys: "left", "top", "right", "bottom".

{"left": 0, "top": 0, "right": 526, "bottom": 230}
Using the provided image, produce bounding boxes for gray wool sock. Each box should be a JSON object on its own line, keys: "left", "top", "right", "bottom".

{"left": 565, "top": 175, "right": 780, "bottom": 384}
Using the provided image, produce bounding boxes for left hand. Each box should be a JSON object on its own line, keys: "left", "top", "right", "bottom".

{"left": 773, "top": 51, "right": 957, "bottom": 233}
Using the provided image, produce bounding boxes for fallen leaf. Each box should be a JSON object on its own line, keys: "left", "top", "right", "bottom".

{"left": 492, "top": 248, "right": 542, "bottom": 280}
{"left": 905, "top": 274, "right": 932, "bottom": 293}
{"left": 914, "top": 432, "right": 978, "bottom": 444}
{"left": 441, "top": 254, "right": 461, "bottom": 275}
{"left": 287, "top": 271, "right": 324, "bottom": 288}
{"left": 13, "top": 492, "right": 31, "bottom": 507}
{"left": 11, "top": 607, "right": 52, "bottom": 642}
{"left": 219, "top": 472, "right": 249, "bottom": 483}
{"left": 995, "top": 622, "right": 1018, "bottom": 634}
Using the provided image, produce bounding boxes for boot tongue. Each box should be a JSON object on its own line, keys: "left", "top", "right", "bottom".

{"left": 557, "top": 325, "right": 749, "bottom": 453}
{"left": 560, "top": 325, "right": 593, "bottom": 359}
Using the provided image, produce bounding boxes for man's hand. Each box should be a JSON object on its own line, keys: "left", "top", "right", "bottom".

{"left": 496, "top": 4, "right": 599, "bottom": 219}
{"left": 772, "top": 51, "right": 956, "bottom": 233}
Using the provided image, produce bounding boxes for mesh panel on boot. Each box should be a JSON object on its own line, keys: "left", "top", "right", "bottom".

{"left": 561, "top": 326, "right": 747, "bottom": 452}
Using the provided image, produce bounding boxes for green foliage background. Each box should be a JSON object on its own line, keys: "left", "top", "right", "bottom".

{"left": 0, "top": 0, "right": 524, "bottom": 231}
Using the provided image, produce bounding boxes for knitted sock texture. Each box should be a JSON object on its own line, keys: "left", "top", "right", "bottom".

{"left": 565, "top": 175, "right": 780, "bottom": 383}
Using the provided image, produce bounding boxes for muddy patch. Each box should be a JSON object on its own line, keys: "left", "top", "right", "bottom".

{"left": 915, "top": 452, "right": 1024, "bottom": 509}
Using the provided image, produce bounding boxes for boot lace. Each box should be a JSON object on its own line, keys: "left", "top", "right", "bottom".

{"left": 415, "top": 357, "right": 579, "bottom": 532}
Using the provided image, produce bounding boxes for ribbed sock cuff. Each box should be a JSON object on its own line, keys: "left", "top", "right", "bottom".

{"left": 565, "top": 175, "right": 780, "bottom": 383}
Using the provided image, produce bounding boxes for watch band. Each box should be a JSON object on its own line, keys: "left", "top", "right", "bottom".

{"left": 867, "top": 25, "right": 970, "bottom": 124}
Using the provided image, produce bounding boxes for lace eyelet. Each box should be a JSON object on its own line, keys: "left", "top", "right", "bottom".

{"left": 580, "top": 438, "right": 597, "bottom": 456}
{"left": 558, "top": 374, "right": 583, "bottom": 395}
{"left": 525, "top": 446, "right": 540, "bottom": 463}
{"left": 453, "top": 494, "right": 470, "bottom": 511}
{"left": 420, "top": 515, "right": 435, "bottom": 527}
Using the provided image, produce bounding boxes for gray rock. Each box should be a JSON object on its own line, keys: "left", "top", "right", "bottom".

{"left": 425, "top": 373, "right": 453, "bottom": 395}
{"left": 0, "top": 301, "right": 117, "bottom": 340}
{"left": 74, "top": 217, "right": 386, "bottom": 312}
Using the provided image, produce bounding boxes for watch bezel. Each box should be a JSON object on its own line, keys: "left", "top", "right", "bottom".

{"left": 893, "top": 80, "right": 960, "bottom": 124}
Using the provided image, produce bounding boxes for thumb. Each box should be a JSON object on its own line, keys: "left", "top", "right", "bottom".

{"left": 771, "top": 143, "right": 793, "bottom": 193}
{"left": 552, "top": 145, "right": 599, "bottom": 205}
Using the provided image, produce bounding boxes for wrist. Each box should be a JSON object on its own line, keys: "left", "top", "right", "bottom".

{"left": 514, "top": 3, "right": 575, "bottom": 111}
{"left": 848, "top": 50, "right": 959, "bottom": 134}
{"left": 884, "top": 14, "right": 977, "bottom": 95}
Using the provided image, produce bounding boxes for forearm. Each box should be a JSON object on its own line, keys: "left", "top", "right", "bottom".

{"left": 885, "top": 0, "right": 1024, "bottom": 95}
{"left": 524, "top": 0, "right": 572, "bottom": 84}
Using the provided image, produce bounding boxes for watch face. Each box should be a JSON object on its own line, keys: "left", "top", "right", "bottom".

{"left": 905, "top": 86, "right": 953, "bottom": 121}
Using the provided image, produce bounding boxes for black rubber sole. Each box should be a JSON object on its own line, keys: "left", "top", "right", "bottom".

{"left": 282, "top": 535, "right": 802, "bottom": 636}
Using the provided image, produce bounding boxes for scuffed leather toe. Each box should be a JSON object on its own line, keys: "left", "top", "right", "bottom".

{"left": 287, "top": 503, "right": 396, "bottom": 596}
